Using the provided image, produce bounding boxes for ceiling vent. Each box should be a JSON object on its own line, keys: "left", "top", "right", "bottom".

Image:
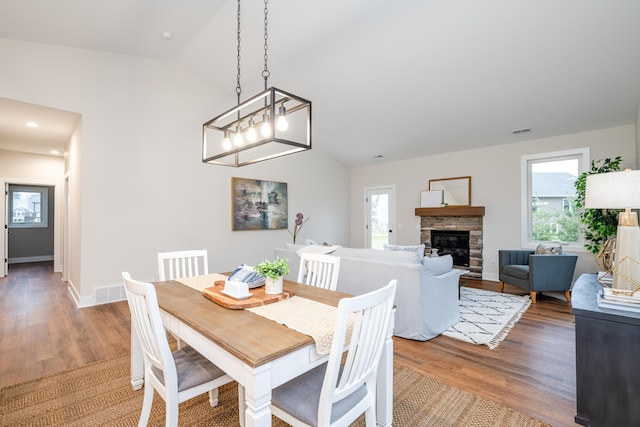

{"left": 512, "top": 128, "right": 532, "bottom": 134}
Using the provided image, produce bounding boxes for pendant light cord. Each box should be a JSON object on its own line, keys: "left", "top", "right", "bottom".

{"left": 262, "top": 0, "right": 270, "bottom": 90}
{"left": 236, "top": 0, "right": 242, "bottom": 104}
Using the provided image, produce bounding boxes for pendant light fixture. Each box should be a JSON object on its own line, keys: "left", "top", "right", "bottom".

{"left": 202, "top": 0, "right": 312, "bottom": 167}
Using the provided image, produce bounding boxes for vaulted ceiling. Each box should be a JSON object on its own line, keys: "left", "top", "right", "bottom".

{"left": 1, "top": 0, "right": 639, "bottom": 166}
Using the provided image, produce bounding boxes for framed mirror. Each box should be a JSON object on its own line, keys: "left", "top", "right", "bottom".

{"left": 428, "top": 176, "right": 471, "bottom": 207}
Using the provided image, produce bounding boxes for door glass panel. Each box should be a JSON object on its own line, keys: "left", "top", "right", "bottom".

{"left": 370, "top": 193, "right": 389, "bottom": 249}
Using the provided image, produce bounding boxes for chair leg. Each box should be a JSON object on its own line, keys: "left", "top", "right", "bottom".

{"left": 364, "top": 405, "right": 376, "bottom": 426}
{"left": 530, "top": 291, "right": 537, "bottom": 304}
{"left": 208, "top": 387, "right": 219, "bottom": 407}
{"left": 564, "top": 290, "right": 571, "bottom": 302}
{"left": 166, "top": 396, "right": 179, "bottom": 427}
{"left": 499, "top": 281, "right": 505, "bottom": 293}
{"left": 138, "top": 382, "right": 154, "bottom": 427}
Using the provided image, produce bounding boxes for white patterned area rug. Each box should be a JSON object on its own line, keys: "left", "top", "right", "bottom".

{"left": 443, "top": 287, "right": 532, "bottom": 349}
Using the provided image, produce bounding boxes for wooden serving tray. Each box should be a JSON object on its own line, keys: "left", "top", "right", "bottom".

{"left": 202, "top": 281, "right": 294, "bottom": 309}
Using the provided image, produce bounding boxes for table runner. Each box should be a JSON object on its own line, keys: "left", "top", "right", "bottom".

{"left": 248, "top": 296, "right": 341, "bottom": 355}
{"left": 174, "top": 274, "right": 347, "bottom": 356}
{"left": 175, "top": 273, "right": 228, "bottom": 292}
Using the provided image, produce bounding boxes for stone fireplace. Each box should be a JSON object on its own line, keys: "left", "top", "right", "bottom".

{"left": 415, "top": 206, "right": 485, "bottom": 279}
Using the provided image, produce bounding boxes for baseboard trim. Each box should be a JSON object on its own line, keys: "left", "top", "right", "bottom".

{"left": 8, "top": 255, "right": 54, "bottom": 264}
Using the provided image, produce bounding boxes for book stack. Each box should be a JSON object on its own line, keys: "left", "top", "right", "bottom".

{"left": 597, "top": 271, "right": 613, "bottom": 287}
{"left": 597, "top": 286, "right": 640, "bottom": 313}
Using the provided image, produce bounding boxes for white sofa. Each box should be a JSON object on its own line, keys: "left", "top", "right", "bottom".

{"left": 274, "top": 244, "right": 463, "bottom": 341}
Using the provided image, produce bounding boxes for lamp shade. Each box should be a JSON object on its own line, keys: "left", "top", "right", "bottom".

{"left": 585, "top": 170, "right": 640, "bottom": 209}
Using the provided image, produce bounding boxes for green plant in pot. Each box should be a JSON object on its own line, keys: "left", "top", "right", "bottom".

{"left": 574, "top": 156, "right": 623, "bottom": 272}
{"left": 254, "top": 257, "right": 290, "bottom": 294}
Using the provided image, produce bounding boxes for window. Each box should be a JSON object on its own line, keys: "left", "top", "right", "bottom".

{"left": 521, "top": 148, "right": 589, "bottom": 251}
{"left": 8, "top": 185, "right": 48, "bottom": 228}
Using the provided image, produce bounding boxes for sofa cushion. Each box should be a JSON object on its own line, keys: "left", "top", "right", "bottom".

{"left": 422, "top": 254, "right": 453, "bottom": 276}
{"left": 503, "top": 264, "right": 529, "bottom": 280}
{"left": 383, "top": 244, "right": 425, "bottom": 264}
{"left": 284, "top": 242, "right": 307, "bottom": 250}
{"left": 296, "top": 244, "right": 341, "bottom": 257}
{"left": 332, "top": 247, "right": 417, "bottom": 264}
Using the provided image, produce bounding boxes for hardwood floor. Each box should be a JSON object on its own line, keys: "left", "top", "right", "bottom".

{"left": 0, "top": 262, "right": 577, "bottom": 426}
{"left": 0, "top": 262, "right": 131, "bottom": 389}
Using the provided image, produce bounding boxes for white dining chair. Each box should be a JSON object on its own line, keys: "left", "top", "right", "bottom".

{"left": 122, "top": 272, "right": 237, "bottom": 427}
{"left": 157, "top": 249, "right": 209, "bottom": 348}
{"left": 157, "top": 249, "right": 208, "bottom": 281}
{"left": 297, "top": 252, "right": 341, "bottom": 291}
{"left": 269, "top": 279, "right": 397, "bottom": 427}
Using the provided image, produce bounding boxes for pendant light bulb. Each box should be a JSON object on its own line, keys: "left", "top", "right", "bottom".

{"left": 277, "top": 104, "right": 288, "bottom": 131}
{"left": 246, "top": 118, "right": 257, "bottom": 142}
{"left": 234, "top": 125, "right": 244, "bottom": 147}
{"left": 261, "top": 112, "right": 271, "bottom": 137}
{"left": 222, "top": 131, "right": 232, "bottom": 150}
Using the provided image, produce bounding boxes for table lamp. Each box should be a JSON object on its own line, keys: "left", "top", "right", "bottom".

{"left": 585, "top": 169, "right": 640, "bottom": 293}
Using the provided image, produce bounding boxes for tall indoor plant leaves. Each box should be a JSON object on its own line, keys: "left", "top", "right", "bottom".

{"left": 574, "top": 156, "right": 623, "bottom": 254}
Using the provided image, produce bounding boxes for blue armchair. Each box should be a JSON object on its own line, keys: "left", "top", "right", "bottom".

{"left": 498, "top": 250, "right": 578, "bottom": 304}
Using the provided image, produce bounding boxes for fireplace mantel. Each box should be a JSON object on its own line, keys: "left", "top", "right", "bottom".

{"left": 415, "top": 206, "right": 485, "bottom": 217}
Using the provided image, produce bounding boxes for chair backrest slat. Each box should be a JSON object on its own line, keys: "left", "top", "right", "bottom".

{"left": 297, "top": 253, "right": 341, "bottom": 291}
{"left": 157, "top": 249, "right": 208, "bottom": 281}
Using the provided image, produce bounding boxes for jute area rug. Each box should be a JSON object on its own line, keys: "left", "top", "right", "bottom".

{"left": 443, "top": 287, "right": 532, "bottom": 349}
{"left": 0, "top": 354, "right": 549, "bottom": 426}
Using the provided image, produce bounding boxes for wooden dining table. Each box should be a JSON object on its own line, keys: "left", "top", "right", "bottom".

{"left": 129, "top": 277, "right": 394, "bottom": 427}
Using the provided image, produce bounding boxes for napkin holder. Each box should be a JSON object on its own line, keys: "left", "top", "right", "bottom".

{"left": 223, "top": 280, "right": 251, "bottom": 299}
{"left": 227, "top": 264, "right": 266, "bottom": 289}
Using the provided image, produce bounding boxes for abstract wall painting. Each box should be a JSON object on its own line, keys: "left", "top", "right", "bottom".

{"left": 232, "top": 177, "right": 288, "bottom": 230}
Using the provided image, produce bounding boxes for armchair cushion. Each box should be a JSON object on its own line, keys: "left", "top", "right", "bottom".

{"left": 502, "top": 264, "right": 529, "bottom": 280}
{"left": 535, "top": 243, "right": 563, "bottom": 255}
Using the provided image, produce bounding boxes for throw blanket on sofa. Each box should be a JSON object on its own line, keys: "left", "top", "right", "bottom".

{"left": 296, "top": 244, "right": 342, "bottom": 257}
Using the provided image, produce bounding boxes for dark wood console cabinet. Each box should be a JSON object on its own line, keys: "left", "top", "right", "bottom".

{"left": 572, "top": 274, "right": 640, "bottom": 426}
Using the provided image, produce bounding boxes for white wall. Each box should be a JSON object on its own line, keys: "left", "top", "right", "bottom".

{"left": 350, "top": 125, "right": 637, "bottom": 281}
{"left": 0, "top": 149, "right": 63, "bottom": 179}
{"left": 636, "top": 100, "right": 640, "bottom": 168}
{"left": 0, "top": 38, "right": 350, "bottom": 303}
{"left": 65, "top": 121, "right": 83, "bottom": 296}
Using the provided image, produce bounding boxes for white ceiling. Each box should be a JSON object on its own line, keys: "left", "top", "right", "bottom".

{"left": 1, "top": 0, "right": 639, "bottom": 166}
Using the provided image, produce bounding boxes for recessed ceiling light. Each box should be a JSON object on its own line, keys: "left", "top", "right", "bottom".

{"left": 50, "top": 150, "right": 61, "bottom": 155}
{"left": 26, "top": 121, "right": 39, "bottom": 128}
{"left": 161, "top": 31, "right": 173, "bottom": 40}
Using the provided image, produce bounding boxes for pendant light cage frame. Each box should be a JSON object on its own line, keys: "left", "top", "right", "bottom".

{"left": 203, "top": 87, "right": 311, "bottom": 167}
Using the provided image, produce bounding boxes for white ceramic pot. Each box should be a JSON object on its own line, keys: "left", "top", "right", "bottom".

{"left": 265, "top": 276, "right": 283, "bottom": 294}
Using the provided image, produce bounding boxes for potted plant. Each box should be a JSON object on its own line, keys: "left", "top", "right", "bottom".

{"left": 574, "top": 156, "right": 623, "bottom": 272}
{"left": 254, "top": 257, "right": 290, "bottom": 294}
